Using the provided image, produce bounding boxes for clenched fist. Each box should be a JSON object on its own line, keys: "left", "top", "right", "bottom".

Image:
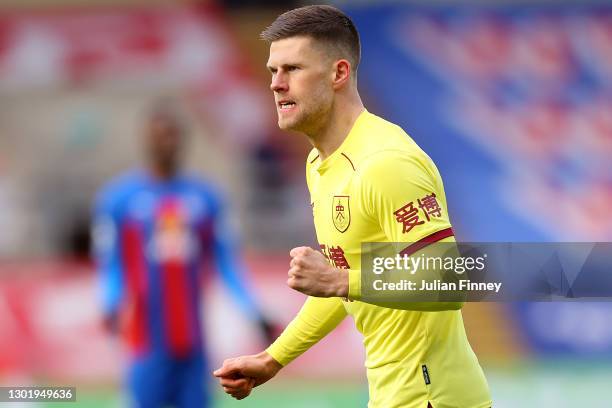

{"left": 213, "top": 352, "right": 282, "bottom": 400}
{"left": 287, "top": 246, "right": 349, "bottom": 298}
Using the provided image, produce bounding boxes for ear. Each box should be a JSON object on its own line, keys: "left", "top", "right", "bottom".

{"left": 331, "top": 59, "right": 351, "bottom": 90}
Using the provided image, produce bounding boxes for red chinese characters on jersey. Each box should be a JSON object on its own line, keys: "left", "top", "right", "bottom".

{"left": 393, "top": 201, "right": 425, "bottom": 233}
{"left": 418, "top": 193, "right": 442, "bottom": 221}
{"left": 320, "top": 244, "right": 350, "bottom": 269}
{"left": 394, "top": 192, "right": 442, "bottom": 233}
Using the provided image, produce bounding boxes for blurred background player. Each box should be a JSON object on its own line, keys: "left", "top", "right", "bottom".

{"left": 92, "top": 102, "right": 276, "bottom": 408}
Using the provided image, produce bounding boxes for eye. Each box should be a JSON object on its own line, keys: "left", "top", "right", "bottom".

{"left": 287, "top": 66, "right": 298, "bottom": 72}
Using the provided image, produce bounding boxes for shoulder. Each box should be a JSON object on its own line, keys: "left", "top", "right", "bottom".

{"left": 358, "top": 111, "right": 409, "bottom": 148}
{"left": 350, "top": 111, "right": 432, "bottom": 172}
{"left": 180, "top": 173, "right": 219, "bottom": 194}
{"left": 95, "top": 170, "right": 142, "bottom": 212}
{"left": 358, "top": 151, "right": 436, "bottom": 189}
{"left": 354, "top": 127, "right": 440, "bottom": 193}
{"left": 178, "top": 172, "right": 226, "bottom": 210}
{"left": 360, "top": 149, "right": 434, "bottom": 179}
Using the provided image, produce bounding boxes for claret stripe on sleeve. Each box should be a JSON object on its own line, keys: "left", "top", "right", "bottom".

{"left": 399, "top": 227, "right": 454, "bottom": 257}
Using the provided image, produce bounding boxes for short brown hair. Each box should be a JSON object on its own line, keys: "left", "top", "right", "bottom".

{"left": 261, "top": 5, "right": 361, "bottom": 75}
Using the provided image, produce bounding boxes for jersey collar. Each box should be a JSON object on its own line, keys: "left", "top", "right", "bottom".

{"left": 316, "top": 109, "right": 369, "bottom": 175}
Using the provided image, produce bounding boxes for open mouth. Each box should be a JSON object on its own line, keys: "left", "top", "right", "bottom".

{"left": 278, "top": 101, "right": 296, "bottom": 110}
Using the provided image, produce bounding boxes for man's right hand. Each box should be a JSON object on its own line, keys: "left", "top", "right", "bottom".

{"left": 213, "top": 351, "right": 283, "bottom": 400}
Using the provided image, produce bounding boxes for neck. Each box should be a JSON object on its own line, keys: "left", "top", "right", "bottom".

{"left": 148, "top": 163, "right": 177, "bottom": 181}
{"left": 306, "top": 91, "right": 364, "bottom": 161}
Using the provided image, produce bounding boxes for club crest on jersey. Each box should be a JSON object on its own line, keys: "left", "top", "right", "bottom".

{"left": 332, "top": 195, "right": 350, "bottom": 233}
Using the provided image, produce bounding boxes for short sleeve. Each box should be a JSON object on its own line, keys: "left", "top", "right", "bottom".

{"left": 359, "top": 150, "right": 454, "bottom": 245}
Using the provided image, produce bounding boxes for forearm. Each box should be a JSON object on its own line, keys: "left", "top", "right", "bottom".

{"left": 266, "top": 296, "right": 347, "bottom": 366}
{"left": 215, "top": 251, "right": 262, "bottom": 319}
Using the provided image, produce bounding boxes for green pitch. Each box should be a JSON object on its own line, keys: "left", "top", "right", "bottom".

{"left": 41, "top": 360, "right": 612, "bottom": 407}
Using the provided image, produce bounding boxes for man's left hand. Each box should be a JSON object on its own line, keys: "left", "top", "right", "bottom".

{"left": 287, "top": 246, "right": 348, "bottom": 298}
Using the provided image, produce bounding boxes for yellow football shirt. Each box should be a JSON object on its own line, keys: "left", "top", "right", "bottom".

{"left": 267, "top": 110, "right": 491, "bottom": 408}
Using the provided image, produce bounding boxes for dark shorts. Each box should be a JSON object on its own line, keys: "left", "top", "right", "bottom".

{"left": 127, "top": 352, "right": 209, "bottom": 408}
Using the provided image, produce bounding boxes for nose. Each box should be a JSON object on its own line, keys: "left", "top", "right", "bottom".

{"left": 270, "top": 72, "right": 288, "bottom": 93}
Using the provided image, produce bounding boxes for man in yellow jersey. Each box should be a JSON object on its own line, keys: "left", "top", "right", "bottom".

{"left": 213, "top": 5, "right": 492, "bottom": 408}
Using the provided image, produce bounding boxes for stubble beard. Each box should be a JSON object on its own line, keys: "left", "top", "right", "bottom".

{"left": 280, "top": 98, "right": 332, "bottom": 137}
